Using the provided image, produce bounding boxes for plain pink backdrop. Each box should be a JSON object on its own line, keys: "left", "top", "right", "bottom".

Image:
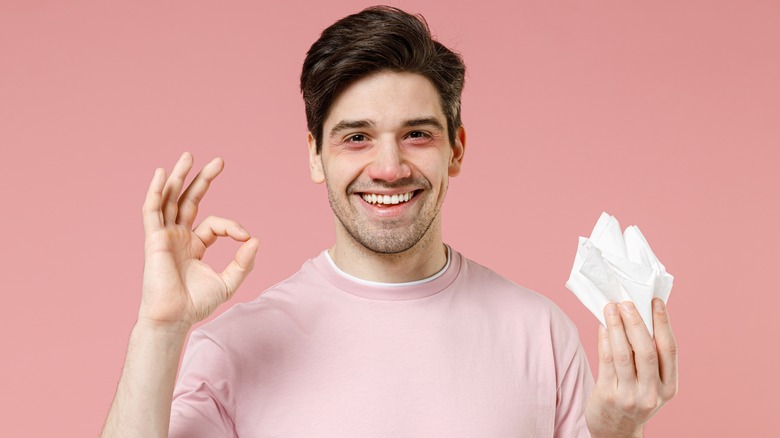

{"left": 2, "top": 0, "right": 778, "bottom": 435}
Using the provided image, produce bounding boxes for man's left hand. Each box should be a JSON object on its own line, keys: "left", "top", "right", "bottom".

{"left": 586, "top": 299, "right": 678, "bottom": 438}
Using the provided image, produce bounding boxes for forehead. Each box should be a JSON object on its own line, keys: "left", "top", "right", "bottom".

{"left": 324, "top": 71, "right": 445, "bottom": 128}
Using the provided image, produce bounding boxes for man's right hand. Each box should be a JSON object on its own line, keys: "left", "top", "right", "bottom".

{"left": 140, "top": 151, "right": 260, "bottom": 330}
{"left": 103, "top": 152, "right": 259, "bottom": 438}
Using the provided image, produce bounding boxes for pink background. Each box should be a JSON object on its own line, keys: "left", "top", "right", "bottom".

{"left": 2, "top": 0, "right": 778, "bottom": 435}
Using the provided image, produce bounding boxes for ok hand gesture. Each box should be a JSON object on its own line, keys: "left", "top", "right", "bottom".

{"left": 139, "top": 152, "right": 260, "bottom": 330}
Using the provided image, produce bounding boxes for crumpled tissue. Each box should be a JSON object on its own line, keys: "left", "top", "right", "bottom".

{"left": 565, "top": 212, "right": 673, "bottom": 336}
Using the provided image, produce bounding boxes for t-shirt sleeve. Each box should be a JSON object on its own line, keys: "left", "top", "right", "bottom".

{"left": 169, "top": 330, "right": 238, "bottom": 438}
{"left": 550, "top": 306, "right": 595, "bottom": 438}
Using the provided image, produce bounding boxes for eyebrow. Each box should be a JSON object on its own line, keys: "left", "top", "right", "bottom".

{"left": 403, "top": 117, "right": 445, "bottom": 131}
{"left": 329, "top": 119, "right": 374, "bottom": 138}
{"left": 329, "top": 117, "right": 445, "bottom": 138}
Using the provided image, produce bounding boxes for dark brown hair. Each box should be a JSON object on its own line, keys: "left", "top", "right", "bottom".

{"left": 300, "top": 5, "right": 466, "bottom": 153}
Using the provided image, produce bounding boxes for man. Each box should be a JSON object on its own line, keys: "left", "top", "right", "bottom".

{"left": 102, "top": 6, "right": 677, "bottom": 437}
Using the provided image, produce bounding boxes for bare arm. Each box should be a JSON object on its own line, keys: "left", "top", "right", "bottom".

{"left": 102, "top": 153, "right": 259, "bottom": 437}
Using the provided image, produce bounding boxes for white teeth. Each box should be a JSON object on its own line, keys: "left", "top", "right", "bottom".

{"left": 360, "top": 191, "right": 416, "bottom": 205}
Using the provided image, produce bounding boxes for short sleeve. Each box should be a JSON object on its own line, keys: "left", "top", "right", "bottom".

{"left": 169, "top": 330, "right": 238, "bottom": 438}
{"left": 550, "top": 307, "right": 595, "bottom": 438}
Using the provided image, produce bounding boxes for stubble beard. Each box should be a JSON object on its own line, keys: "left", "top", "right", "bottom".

{"left": 326, "top": 177, "right": 443, "bottom": 255}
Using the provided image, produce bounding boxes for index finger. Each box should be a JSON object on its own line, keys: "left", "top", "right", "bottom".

{"left": 142, "top": 168, "right": 166, "bottom": 235}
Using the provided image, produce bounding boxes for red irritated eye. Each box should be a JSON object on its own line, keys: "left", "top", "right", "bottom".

{"left": 340, "top": 133, "right": 370, "bottom": 149}
{"left": 405, "top": 131, "right": 433, "bottom": 145}
{"left": 347, "top": 134, "right": 366, "bottom": 142}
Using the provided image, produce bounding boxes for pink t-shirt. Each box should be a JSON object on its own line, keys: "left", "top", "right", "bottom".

{"left": 170, "top": 248, "right": 594, "bottom": 437}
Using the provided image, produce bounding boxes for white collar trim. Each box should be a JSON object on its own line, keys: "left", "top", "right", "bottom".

{"left": 323, "top": 245, "right": 451, "bottom": 288}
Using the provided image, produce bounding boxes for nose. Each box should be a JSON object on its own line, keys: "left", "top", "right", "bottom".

{"left": 366, "top": 138, "right": 412, "bottom": 182}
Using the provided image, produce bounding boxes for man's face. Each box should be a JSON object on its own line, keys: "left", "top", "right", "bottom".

{"left": 308, "top": 71, "right": 465, "bottom": 255}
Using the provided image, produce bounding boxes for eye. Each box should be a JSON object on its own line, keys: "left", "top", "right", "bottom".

{"left": 404, "top": 130, "right": 434, "bottom": 145}
{"left": 407, "top": 131, "right": 430, "bottom": 139}
{"left": 345, "top": 133, "right": 368, "bottom": 143}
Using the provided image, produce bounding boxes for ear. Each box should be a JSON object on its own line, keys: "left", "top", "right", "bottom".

{"left": 308, "top": 132, "right": 325, "bottom": 184}
{"left": 448, "top": 125, "right": 466, "bottom": 177}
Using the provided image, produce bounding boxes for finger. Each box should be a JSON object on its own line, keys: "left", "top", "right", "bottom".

{"left": 193, "top": 216, "right": 251, "bottom": 249}
{"left": 604, "top": 302, "right": 637, "bottom": 384}
{"left": 220, "top": 237, "right": 260, "bottom": 298}
{"left": 176, "top": 157, "right": 225, "bottom": 228}
{"left": 596, "top": 323, "right": 617, "bottom": 388}
{"left": 619, "top": 301, "right": 660, "bottom": 388}
{"left": 161, "top": 152, "right": 194, "bottom": 225}
{"left": 142, "top": 168, "right": 166, "bottom": 236}
{"left": 652, "top": 298, "right": 678, "bottom": 397}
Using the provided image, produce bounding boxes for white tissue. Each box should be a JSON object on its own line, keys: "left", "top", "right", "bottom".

{"left": 565, "top": 212, "right": 673, "bottom": 335}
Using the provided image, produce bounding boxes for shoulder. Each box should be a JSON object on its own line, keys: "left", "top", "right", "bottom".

{"left": 455, "top": 252, "right": 581, "bottom": 341}
{"left": 455, "top": 254, "right": 564, "bottom": 312}
{"left": 190, "top": 255, "right": 328, "bottom": 348}
{"left": 453, "top": 252, "right": 589, "bottom": 388}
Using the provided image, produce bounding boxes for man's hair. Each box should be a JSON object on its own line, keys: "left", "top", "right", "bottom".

{"left": 300, "top": 5, "right": 466, "bottom": 153}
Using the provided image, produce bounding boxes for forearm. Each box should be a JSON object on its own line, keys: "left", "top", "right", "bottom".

{"left": 102, "top": 320, "right": 189, "bottom": 438}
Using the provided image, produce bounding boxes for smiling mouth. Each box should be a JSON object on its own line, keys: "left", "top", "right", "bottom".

{"left": 359, "top": 191, "right": 417, "bottom": 205}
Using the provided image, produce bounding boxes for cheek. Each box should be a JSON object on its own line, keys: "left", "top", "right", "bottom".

{"left": 322, "top": 154, "right": 370, "bottom": 188}
{"left": 420, "top": 156, "right": 452, "bottom": 184}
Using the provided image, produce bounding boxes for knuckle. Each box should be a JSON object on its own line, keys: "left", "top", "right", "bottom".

{"left": 638, "top": 397, "right": 658, "bottom": 414}
{"left": 660, "top": 383, "right": 678, "bottom": 400}
{"left": 600, "top": 350, "right": 614, "bottom": 365}
{"left": 637, "top": 347, "right": 658, "bottom": 363}
{"left": 600, "top": 392, "right": 617, "bottom": 409}
{"left": 620, "top": 395, "right": 638, "bottom": 412}
{"left": 615, "top": 349, "right": 633, "bottom": 365}
{"left": 664, "top": 342, "right": 679, "bottom": 359}
{"left": 178, "top": 198, "right": 196, "bottom": 210}
{"left": 629, "top": 315, "right": 645, "bottom": 328}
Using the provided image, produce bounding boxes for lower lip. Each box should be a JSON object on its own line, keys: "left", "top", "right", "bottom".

{"left": 356, "top": 193, "right": 419, "bottom": 218}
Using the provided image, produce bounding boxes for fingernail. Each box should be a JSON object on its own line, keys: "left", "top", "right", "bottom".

{"left": 619, "top": 301, "right": 635, "bottom": 314}
{"left": 605, "top": 303, "right": 618, "bottom": 315}
{"left": 653, "top": 298, "right": 666, "bottom": 313}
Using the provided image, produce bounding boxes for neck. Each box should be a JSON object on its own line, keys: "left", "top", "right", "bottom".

{"left": 329, "top": 217, "right": 447, "bottom": 283}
